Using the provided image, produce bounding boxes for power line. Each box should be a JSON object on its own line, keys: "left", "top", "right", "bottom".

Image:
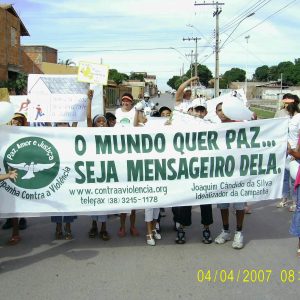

{"left": 58, "top": 46, "right": 210, "bottom": 53}
{"left": 220, "top": 0, "right": 271, "bottom": 34}
{"left": 222, "top": 0, "right": 298, "bottom": 48}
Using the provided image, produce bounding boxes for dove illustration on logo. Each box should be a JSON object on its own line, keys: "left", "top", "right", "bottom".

{"left": 4, "top": 136, "right": 60, "bottom": 190}
{"left": 7, "top": 162, "right": 56, "bottom": 180}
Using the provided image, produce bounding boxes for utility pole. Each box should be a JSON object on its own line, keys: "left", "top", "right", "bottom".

{"left": 245, "top": 35, "right": 250, "bottom": 98}
{"left": 183, "top": 37, "right": 201, "bottom": 78}
{"left": 185, "top": 50, "right": 194, "bottom": 79}
{"left": 195, "top": 2, "right": 224, "bottom": 97}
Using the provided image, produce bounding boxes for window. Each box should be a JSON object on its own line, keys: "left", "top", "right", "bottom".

{"left": 10, "top": 27, "right": 17, "bottom": 47}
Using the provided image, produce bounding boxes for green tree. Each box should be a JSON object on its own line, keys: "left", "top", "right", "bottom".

{"left": 253, "top": 65, "right": 269, "bottom": 81}
{"left": 108, "top": 69, "right": 129, "bottom": 85}
{"left": 185, "top": 64, "right": 213, "bottom": 87}
{"left": 0, "top": 73, "right": 28, "bottom": 95}
{"left": 129, "top": 72, "right": 145, "bottom": 81}
{"left": 167, "top": 75, "right": 180, "bottom": 90}
{"left": 174, "top": 76, "right": 189, "bottom": 90}
{"left": 222, "top": 68, "right": 246, "bottom": 86}
{"left": 14, "top": 73, "right": 28, "bottom": 94}
{"left": 268, "top": 65, "right": 278, "bottom": 81}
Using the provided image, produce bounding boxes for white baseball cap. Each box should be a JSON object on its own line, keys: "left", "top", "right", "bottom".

{"left": 192, "top": 98, "right": 207, "bottom": 109}
{"left": 183, "top": 87, "right": 192, "bottom": 93}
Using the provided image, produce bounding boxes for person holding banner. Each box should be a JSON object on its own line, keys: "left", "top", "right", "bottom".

{"left": 287, "top": 143, "right": 300, "bottom": 257}
{"left": 3, "top": 113, "right": 28, "bottom": 245}
{"left": 51, "top": 122, "right": 78, "bottom": 239}
{"left": 172, "top": 97, "right": 213, "bottom": 245}
{"left": 175, "top": 76, "right": 198, "bottom": 112}
{"left": 0, "top": 170, "right": 18, "bottom": 182}
{"left": 86, "top": 90, "right": 111, "bottom": 241}
{"left": 214, "top": 102, "right": 246, "bottom": 249}
{"left": 277, "top": 94, "right": 300, "bottom": 212}
{"left": 115, "top": 93, "right": 140, "bottom": 237}
{"left": 105, "top": 112, "right": 117, "bottom": 127}
{"left": 134, "top": 102, "right": 161, "bottom": 245}
{"left": 115, "top": 93, "right": 136, "bottom": 127}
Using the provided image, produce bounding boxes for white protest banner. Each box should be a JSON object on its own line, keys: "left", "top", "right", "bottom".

{"left": 78, "top": 61, "right": 109, "bottom": 85}
{"left": 9, "top": 95, "right": 30, "bottom": 116}
{"left": 0, "top": 118, "right": 288, "bottom": 217}
{"left": 26, "top": 74, "right": 89, "bottom": 122}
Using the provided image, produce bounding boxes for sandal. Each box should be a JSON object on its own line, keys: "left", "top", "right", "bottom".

{"left": 276, "top": 200, "right": 288, "bottom": 208}
{"left": 146, "top": 234, "right": 155, "bottom": 246}
{"left": 65, "top": 231, "right": 73, "bottom": 240}
{"left": 8, "top": 235, "right": 21, "bottom": 245}
{"left": 175, "top": 228, "right": 186, "bottom": 244}
{"left": 55, "top": 230, "right": 64, "bottom": 240}
{"left": 99, "top": 231, "right": 110, "bottom": 241}
{"left": 89, "top": 227, "right": 98, "bottom": 238}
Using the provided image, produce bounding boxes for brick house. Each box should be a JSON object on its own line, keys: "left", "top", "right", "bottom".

{"left": 0, "top": 4, "right": 59, "bottom": 84}
{"left": 0, "top": 4, "right": 30, "bottom": 81}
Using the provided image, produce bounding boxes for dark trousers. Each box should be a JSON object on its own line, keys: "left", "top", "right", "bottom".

{"left": 172, "top": 204, "right": 213, "bottom": 227}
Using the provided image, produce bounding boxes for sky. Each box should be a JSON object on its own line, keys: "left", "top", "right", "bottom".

{"left": 5, "top": 0, "right": 300, "bottom": 90}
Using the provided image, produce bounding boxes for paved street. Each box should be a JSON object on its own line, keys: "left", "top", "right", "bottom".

{"left": 0, "top": 200, "right": 299, "bottom": 299}
{"left": 1, "top": 93, "right": 299, "bottom": 300}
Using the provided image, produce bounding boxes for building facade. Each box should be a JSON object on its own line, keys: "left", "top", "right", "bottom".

{"left": 0, "top": 4, "right": 29, "bottom": 80}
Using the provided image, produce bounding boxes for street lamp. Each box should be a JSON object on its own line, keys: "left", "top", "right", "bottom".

{"left": 186, "top": 24, "right": 212, "bottom": 46}
{"left": 215, "top": 12, "right": 255, "bottom": 97}
{"left": 244, "top": 35, "right": 250, "bottom": 97}
{"left": 219, "top": 13, "right": 255, "bottom": 50}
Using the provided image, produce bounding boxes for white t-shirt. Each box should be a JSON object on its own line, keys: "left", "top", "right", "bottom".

{"left": 115, "top": 108, "right": 135, "bottom": 127}
{"left": 174, "top": 99, "right": 192, "bottom": 113}
{"left": 288, "top": 113, "right": 300, "bottom": 149}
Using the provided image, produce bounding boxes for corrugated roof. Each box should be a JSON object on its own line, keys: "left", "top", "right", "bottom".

{"left": 0, "top": 4, "right": 30, "bottom": 36}
{"left": 40, "top": 77, "right": 89, "bottom": 94}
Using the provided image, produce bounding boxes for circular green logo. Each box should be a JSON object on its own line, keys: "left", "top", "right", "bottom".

{"left": 4, "top": 137, "right": 60, "bottom": 189}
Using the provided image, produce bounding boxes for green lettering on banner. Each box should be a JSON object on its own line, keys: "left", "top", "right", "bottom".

{"left": 141, "top": 134, "right": 153, "bottom": 153}
{"left": 250, "top": 127, "right": 261, "bottom": 148}
{"left": 75, "top": 135, "right": 86, "bottom": 155}
{"left": 75, "top": 161, "right": 86, "bottom": 183}
{"left": 103, "top": 161, "right": 119, "bottom": 182}
{"left": 154, "top": 159, "right": 167, "bottom": 180}
{"left": 86, "top": 161, "right": 95, "bottom": 183}
{"left": 74, "top": 161, "right": 118, "bottom": 183}
{"left": 226, "top": 128, "right": 261, "bottom": 149}
{"left": 177, "top": 158, "right": 189, "bottom": 179}
{"left": 215, "top": 156, "right": 225, "bottom": 177}
{"left": 173, "top": 133, "right": 184, "bottom": 154}
{"left": 167, "top": 158, "right": 177, "bottom": 180}
{"left": 95, "top": 135, "right": 112, "bottom": 154}
{"left": 207, "top": 131, "right": 219, "bottom": 150}
{"left": 200, "top": 157, "right": 209, "bottom": 178}
{"left": 240, "top": 153, "right": 278, "bottom": 176}
{"left": 154, "top": 133, "right": 166, "bottom": 153}
{"left": 266, "top": 153, "right": 278, "bottom": 174}
{"left": 127, "top": 160, "right": 143, "bottom": 181}
{"left": 144, "top": 159, "right": 154, "bottom": 181}
{"left": 226, "top": 130, "right": 236, "bottom": 149}
{"left": 189, "top": 157, "right": 200, "bottom": 179}
{"left": 113, "top": 135, "right": 126, "bottom": 154}
{"left": 237, "top": 128, "right": 250, "bottom": 148}
{"left": 224, "top": 155, "right": 235, "bottom": 177}
{"left": 127, "top": 135, "right": 142, "bottom": 153}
